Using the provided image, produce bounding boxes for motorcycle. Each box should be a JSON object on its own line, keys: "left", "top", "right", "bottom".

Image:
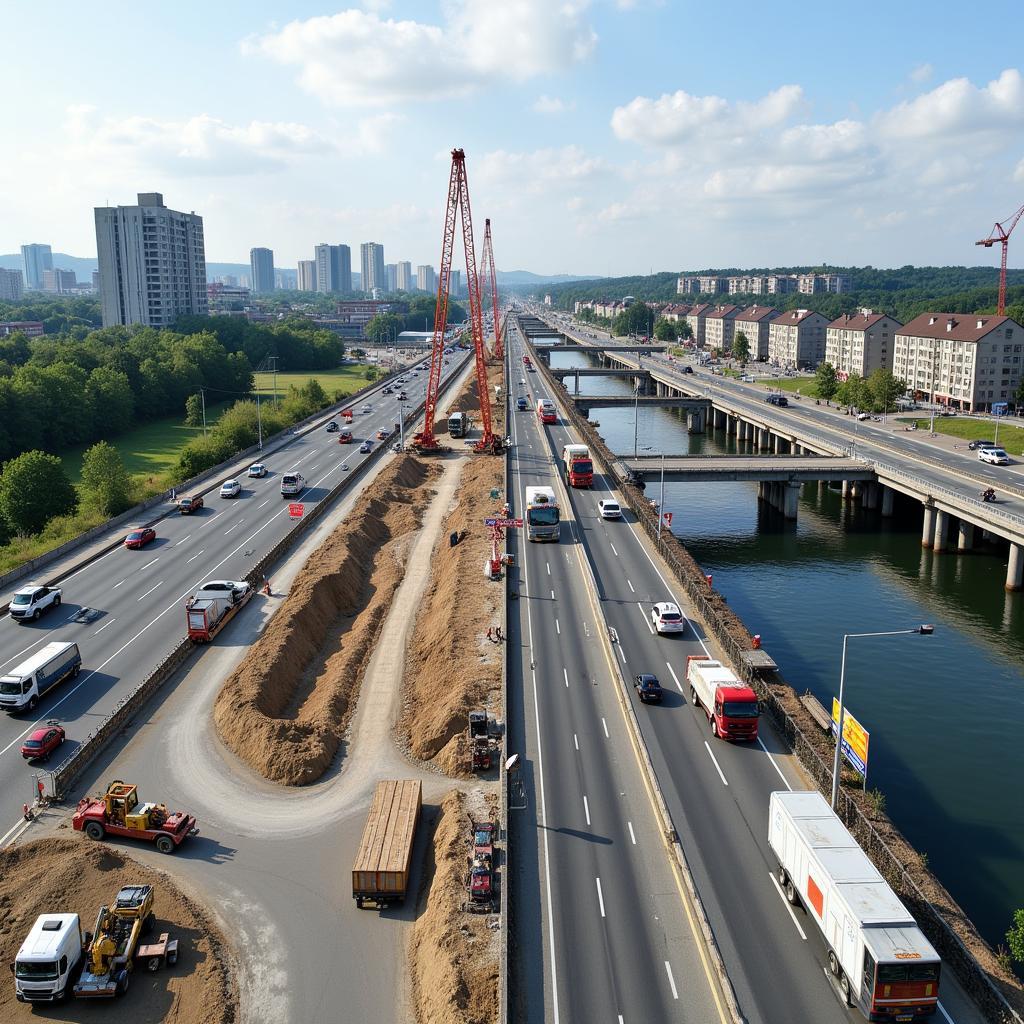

{"left": 981, "top": 489, "right": 997, "bottom": 503}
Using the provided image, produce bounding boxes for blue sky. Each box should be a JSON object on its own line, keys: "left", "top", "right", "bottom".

{"left": 4, "top": 1, "right": 1024, "bottom": 276}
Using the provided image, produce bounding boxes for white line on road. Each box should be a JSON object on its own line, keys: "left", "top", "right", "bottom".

{"left": 617, "top": 645, "right": 626, "bottom": 664}
{"left": 627, "top": 821, "right": 636, "bottom": 845}
{"left": 89, "top": 618, "right": 116, "bottom": 637}
{"left": 555, "top": 619, "right": 560, "bottom": 634}
{"left": 550, "top": 590, "right": 555, "bottom": 600}
{"left": 224, "top": 520, "right": 244, "bottom": 535}
{"left": 112, "top": 578, "right": 127, "bottom": 589}
{"left": 563, "top": 668, "right": 569, "bottom": 688}
{"left": 546, "top": 561, "right": 550, "bottom": 575}
{"left": 609, "top": 543, "right": 619, "bottom": 556}
{"left": 137, "top": 557, "right": 159, "bottom": 572}
{"left": 583, "top": 796, "right": 590, "bottom": 826}
{"left": 595, "top": 877, "right": 606, "bottom": 918}
{"left": 627, "top": 579, "right": 634, "bottom": 592}
{"left": 666, "top": 662, "right": 682, "bottom": 692}
{"left": 0, "top": 640, "right": 48, "bottom": 672}
{"left": 757, "top": 737, "right": 792, "bottom": 789}
{"left": 185, "top": 549, "right": 205, "bottom": 564}
{"left": 937, "top": 1001, "right": 955, "bottom": 1024}
{"left": 198, "top": 511, "right": 224, "bottom": 528}
{"left": 136, "top": 581, "right": 164, "bottom": 602}
{"left": 665, "top": 961, "right": 679, "bottom": 1000}
{"left": 768, "top": 872, "right": 807, "bottom": 940}
{"left": 174, "top": 535, "right": 192, "bottom": 547}
{"left": 602, "top": 717, "right": 609, "bottom": 738}
{"left": 574, "top": 733, "right": 579, "bottom": 751}
{"left": 639, "top": 602, "right": 654, "bottom": 633}
{"left": 704, "top": 740, "right": 729, "bottom": 785}
{"left": 256, "top": 498, "right": 271, "bottom": 509}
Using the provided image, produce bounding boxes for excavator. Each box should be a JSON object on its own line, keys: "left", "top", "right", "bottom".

{"left": 74, "top": 885, "right": 155, "bottom": 998}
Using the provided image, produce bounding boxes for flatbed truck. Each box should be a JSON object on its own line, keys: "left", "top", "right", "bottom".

{"left": 352, "top": 780, "right": 422, "bottom": 909}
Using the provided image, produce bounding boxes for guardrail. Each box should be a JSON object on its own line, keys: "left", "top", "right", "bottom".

{"left": 526, "top": 333, "right": 1023, "bottom": 1024}
{"left": 499, "top": 349, "right": 510, "bottom": 1024}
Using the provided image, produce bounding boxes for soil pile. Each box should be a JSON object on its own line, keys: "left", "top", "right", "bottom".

{"left": 435, "top": 355, "right": 505, "bottom": 439}
{"left": 215, "top": 455, "right": 440, "bottom": 785}
{"left": 410, "top": 790, "right": 498, "bottom": 1024}
{"left": 0, "top": 838, "right": 235, "bottom": 1023}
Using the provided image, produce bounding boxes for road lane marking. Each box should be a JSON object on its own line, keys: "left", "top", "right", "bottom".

{"left": 704, "top": 741, "right": 729, "bottom": 785}
{"left": 627, "top": 579, "right": 634, "bottom": 592}
{"left": 602, "top": 717, "right": 609, "bottom": 738}
{"left": 112, "top": 578, "right": 128, "bottom": 589}
{"left": 136, "top": 581, "right": 164, "bottom": 602}
{"left": 757, "top": 737, "right": 792, "bottom": 789}
{"left": 0, "top": 640, "right": 50, "bottom": 672}
{"left": 666, "top": 662, "right": 682, "bottom": 692}
{"left": 224, "top": 520, "right": 244, "bottom": 535}
{"left": 89, "top": 618, "right": 116, "bottom": 637}
{"left": 550, "top": 590, "right": 555, "bottom": 600}
{"left": 563, "top": 668, "right": 569, "bottom": 688}
{"left": 937, "top": 1002, "right": 955, "bottom": 1024}
{"left": 583, "top": 796, "right": 590, "bottom": 826}
{"left": 185, "top": 549, "right": 205, "bottom": 564}
{"left": 665, "top": 961, "right": 679, "bottom": 1000}
{"left": 573, "top": 733, "right": 578, "bottom": 750}
{"left": 639, "top": 603, "right": 654, "bottom": 633}
{"left": 595, "top": 877, "right": 606, "bottom": 917}
{"left": 555, "top": 619, "right": 560, "bottom": 634}
{"left": 174, "top": 535, "right": 192, "bottom": 547}
{"left": 768, "top": 872, "right": 807, "bottom": 940}
{"left": 546, "top": 562, "right": 550, "bottom": 575}
{"left": 256, "top": 498, "right": 271, "bottom": 509}
{"left": 617, "top": 645, "right": 626, "bottom": 663}
{"left": 610, "top": 542, "right": 618, "bottom": 556}
{"left": 627, "top": 821, "right": 636, "bottom": 845}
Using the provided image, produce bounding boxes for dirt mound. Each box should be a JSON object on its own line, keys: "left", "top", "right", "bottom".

{"left": 214, "top": 455, "right": 441, "bottom": 785}
{"left": 0, "top": 838, "right": 235, "bottom": 1023}
{"left": 410, "top": 790, "right": 498, "bottom": 1024}
{"left": 434, "top": 356, "right": 505, "bottom": 439}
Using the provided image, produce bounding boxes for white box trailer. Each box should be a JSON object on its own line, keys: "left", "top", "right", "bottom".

{"left": 769, "top": 791, "right": 940, "bottom": 1020}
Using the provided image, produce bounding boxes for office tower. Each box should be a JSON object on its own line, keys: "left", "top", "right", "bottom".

{"left": 249, "top": 247, "right": 275, "bottom": 294}
{"left": 20, "top": 244, "right": 53, "bottom": 291}
{"left": 42, "top": 269, "right": 76, "bottom": 294}
{"left": 361, "top": 242, "right": 385, "bottom": 294}
{"left": 416, "top": 264, "right": 435, "bottom": 293}
{"left": 451, "top": 269, "right": 461, "bottom": 297}
{"left": 95, "top": 192, "right": 207, "bottom": 328}
{"left": 396, "top": 261, "right": 412, "bottom": 292}
{"left": 314, "top": 243, "right": 352, "bottom": 293}
{"left": 335, "top": 244, "right": 352, "bottom": 293}
{"left": 385, "top": 263, "right": 397, "bottom": 292}
{"left": 297, "top": 260, "right": 317, "bottom": 291}
{"left": 0, "top": 268, "right": 25, "bottom": 301}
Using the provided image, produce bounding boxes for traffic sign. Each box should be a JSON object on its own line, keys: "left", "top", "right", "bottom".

{"left": 663, "top": 511, "right": 673, "bottom": 526}
{"left": 831, "top": 698, "right": 870, "bottom": 778}
{"left": 483, "top": 517, "right": 523, "bottom": 528}
{"left": 289, "top": 503, "right": 305, "bottom": 519}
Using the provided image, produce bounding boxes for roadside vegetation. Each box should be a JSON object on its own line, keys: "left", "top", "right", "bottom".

{"left": 894, "top": 416, "right": 1024, "bottom": 452}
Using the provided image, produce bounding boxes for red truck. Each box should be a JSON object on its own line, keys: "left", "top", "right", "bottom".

{"left": 73, "top": 781, "right": 198, "bottom": 854}
{"left": 186, "top": 582, "right": 253, "bottom": 642}
{"left": 536, "top": 398, "right": 557, "bottom": 424}
{"left": 685, "top": 654, "right": 760, "bottom": 741}
{"left": 562, "top": 444, "right": 593, "bottom": 487}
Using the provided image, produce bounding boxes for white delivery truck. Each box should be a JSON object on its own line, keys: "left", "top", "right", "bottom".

{"left": 524, "top": 486, "right": 560, "bottom": 542}
{"left": 0, "top": 641, "right": 82, "bottom": 713}
{"left": 769, "top": 791, "right": 941, "bottom": 1020}
{"left": 13, "top": 913, "right": 86, "bottom": 1003}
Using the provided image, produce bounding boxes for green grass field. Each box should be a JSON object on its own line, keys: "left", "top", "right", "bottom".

{"left": 758, "top": 375, "right": 818, "bottom": 395}
{"left": 252, "top": 365, "right": 371, "bottom": 400}
{"left": 895, "top": 416, "right": 1024, "bottom": 452}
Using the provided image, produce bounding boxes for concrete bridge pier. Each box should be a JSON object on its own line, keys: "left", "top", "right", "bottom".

{"left": 714, "top": 408, "right": 726, "bottom": 430}
{"left": 686, "top": 408, "right": 705, "bottom": 432}
{"left": 881, "top": 485, "right": 895, "bottom": 517}
{"left": 1007, "top": 543, "right": 1024, "bottom": 591}
{"left": 783, "top": 482, "right": 801, "bottom": 520}
{"left": 921, "top": 505, "right": 936, "bottom": 549}
{"left": 933, "top": 510, "right": 949, "bottom": 553}
{"left": 958, "top": 520, "right": 975, "bottom": 552}
{"left": 759, "top": 427, "right": 771, "bottom": 451}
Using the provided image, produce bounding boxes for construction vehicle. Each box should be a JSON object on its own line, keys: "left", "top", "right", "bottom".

{"left": 464, "top": 820, "right": 497, "bottom": 913}
{"left": 352, "top": 780, "right": 421, "bottom": 909}
{"left": 562, "top": 443, "right": 593, "bottom": 487}
{"left": 468, "top": 710, "right": 492, "bottom": 771}
{"left": 72, "top": 780, "right": 198, "bottom": 854}
{"left": 448, "top": 410, "right": 469, "bottom": 437}
{"left": 74, "top": 885, "right": 156, "bottom": 998}
{"left": 135, "top": 931, "right": 179, "bottom": 973}
{"left": 186, "top": 580, "right": 253, "bottom": 642}
{"left": 13, "top": 913, "right": 86, "bottom": 1003}
{"left": 525, "top": 486, "right": 560, "bottom": 542}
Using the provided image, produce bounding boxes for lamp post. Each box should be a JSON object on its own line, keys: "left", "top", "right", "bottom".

{"left": 642, "top": 446, "right": 668, "bottom": 538}
{"left": 929, "top": 340, "right": 938, "bottom": 434}
{"left": 831, "top": 625, "right": 934, "bottom": 810}
{"left": 633, "top": 381, "right": 641, "bottom": 459}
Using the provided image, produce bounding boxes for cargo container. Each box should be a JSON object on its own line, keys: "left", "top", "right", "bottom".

{"left": 352, "top": 780, "right": 422, "bottom": 909}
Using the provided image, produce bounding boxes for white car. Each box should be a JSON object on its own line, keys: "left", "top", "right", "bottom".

{"left": 361, "top": 404, "right": 372, "bottom": 413}
{"left": 651, "top": 601, "right": 687, "bottom": 635}
{"left": 978, "top": 447, "right": 1010, "bottom": 465}
{"left": 598, "top": 499, "right": 622, "bottom": 519}
{"left": 9, "top": 583, "right": 62, "bottom": 622}
{"left": 196, "top": 580, "right": 250, "bottom": 605}
{"left": 857, "top": 412, "right": 871, "bottom": 421}
{"left": 247, "top": 463, "right": 267, "bottom": 478}
{"left": 220, "top": 478, "right": 241, "bottom": 498}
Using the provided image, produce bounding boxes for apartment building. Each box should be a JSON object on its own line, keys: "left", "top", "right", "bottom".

{"left": 728, "top": 276, "right": 765, "bottom": 295}
{"left": 249, "top": 248, "right": 275, "bottom": 294}
{"left": 0, "top": 320, "right": 44, "bottom": 337}
{"left": 893, "top": 313, "right": 1024, "bottom": 413}
{"left": 676, "top": 276, "right": 700, "bottom": 295}
{"left": 799, "top": 272, "right": 851, "bottom": 294}
{"left": 416, "top": 264, "right": 435, "bottom": 292}
{"left": 396, "top": 261, "right": 413, "bottom": 291}
{"left": 297, "top": 260, "right": 317, "bottom": 292}
{"left": 660, "top": 303, "right": 690, "bottom": 322}
{"left": 733, "top": 306, "right": 779, "bottom": 361}
{"left": 767, "top": 308, "right": 829, "bottom": 368}
{"left": 0, "top": 268, "right": 24, "bottom": 301}
{"left": 685, "top": 303, "right": 713, "bottom": 346}
{"left": 704, "top": 304, "right": 740, "bottom": 352}
{"left": 361, "top": 242, "right": 386, "bottom": 294}
{"left": 43, "top": 269, "right": 77, "bottom": 294}
{"left": 698, "top": 276, "right": 727, "bottom": 294}
{"left": 20, "top": 244, "right": 52, "bottom": 290}
{"left": 825, "top": 310, "right": 902, "bottom": 379}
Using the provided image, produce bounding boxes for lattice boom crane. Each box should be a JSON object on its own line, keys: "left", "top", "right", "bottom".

{"left": 479, "top": 218, "right": 503, "bottom": 359}
{"left": 976, "top": 202, "right": 1024, "bottom": 316}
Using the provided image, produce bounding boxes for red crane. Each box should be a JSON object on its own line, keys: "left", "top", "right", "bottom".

{"left": 976, "top": 202, "right": 1024, "bottom": 315}
{"left": 414, "top": 149, "right": 501, "bottom": 454}
{"left": 478, "top": 218, "right": 503, "bottom": 359}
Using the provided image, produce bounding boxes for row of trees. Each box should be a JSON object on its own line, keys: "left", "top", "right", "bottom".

{"left": 363, "top": 294, "right": 469, "bottom": 344}
{"left": 813, "top": 364, "right": 907, "bottom": 412}
{"left": 0, "top": 296, "right": 101, "bottom": 334}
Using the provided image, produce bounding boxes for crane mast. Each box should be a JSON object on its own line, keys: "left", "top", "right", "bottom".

{"left": 976, "top": 202, "right": 1024, "bottom": 316}
{"left": 479, "top": 218, "right": 503, "bottom": 359}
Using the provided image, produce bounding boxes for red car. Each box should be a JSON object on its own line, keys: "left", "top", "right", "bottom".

{"left": 21, "top": 722, "right": 66, "bottom": 761}
{"left": 124, "top": 526, "right": 157, "bottom": 549}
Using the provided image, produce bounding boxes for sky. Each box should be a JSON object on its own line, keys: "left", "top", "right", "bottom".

{"left": 4, "top": 0, "right": 1024, "bottom": 277}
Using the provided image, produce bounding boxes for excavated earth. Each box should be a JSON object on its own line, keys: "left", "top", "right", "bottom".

{"left": 214, "top": 455, "right": 441, "bottom": 785}
{"left": 0, "top": 838, "right": 235, "bottom": 1024}
{"left": 410, "top": 789, "right": 499, "bottom": 1024}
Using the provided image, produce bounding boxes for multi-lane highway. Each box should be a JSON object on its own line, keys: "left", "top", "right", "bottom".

{"left": 0, "top": 351, "right": 467, "bottom": 832}
{"left": 507, "top": 317, "right": 986, "bottom": 1024}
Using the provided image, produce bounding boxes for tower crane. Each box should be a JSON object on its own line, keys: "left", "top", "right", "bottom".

{"left": 414, "top": 149, "right": 502, "bottom": 454}
{"left": 976, "top": 202, "right": 1024, "bottom": 315}
{"left": 478, "top": 218, "right": 503, "bottom": 359}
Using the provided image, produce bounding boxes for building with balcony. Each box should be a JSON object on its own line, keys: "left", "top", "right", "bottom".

{"left": 825, "top": 310, "right": 901, "bottom": 380}
{"left": 704, "top": 304, "right": 740, "bottom": 352}
{"left": 767, "top": 308, "right": 829, "bottom": 368}
{"left": 733, "top": 306, "right": 779, "bottom": 361}
{"left": 0, "top": 268, "right": 24, "bottom": 301}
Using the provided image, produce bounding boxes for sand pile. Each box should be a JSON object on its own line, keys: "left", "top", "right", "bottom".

{"left": 434, "top": 355, "right": 505, "bottom": 439}
{"left": 0, "top": 838, "right": 235, "bottom": 1023}
{"left": 410, "top": 790, "right": 498, "bottom": 1024}
{"left": 214, "top": 455, "right": 441, "bottom": 785}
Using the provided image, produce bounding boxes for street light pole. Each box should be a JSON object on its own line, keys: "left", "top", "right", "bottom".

{"left": 929, "top": 340, "right": 938, "bottom": 434}
{"left": 633, "top": 382, "right": 640, "bottom": 459}
{"left": 657, "top": 452, "right": 666, "bottom": 540}
{"left": 831, "top": 625, "right": 934, "bottom": 810}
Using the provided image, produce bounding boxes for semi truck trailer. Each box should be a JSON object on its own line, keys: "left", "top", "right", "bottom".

{"left": 352, "top": 779, "right": 422, "bottom": 909}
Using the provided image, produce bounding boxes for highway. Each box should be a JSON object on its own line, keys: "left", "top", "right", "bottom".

{"left": 507, "top": 317, "right": 986, "bottom": 1024}
{"left": 0, "top": 351, "right": 467, "bottom": 832}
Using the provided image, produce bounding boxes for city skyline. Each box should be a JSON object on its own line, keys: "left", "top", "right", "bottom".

{"left": 2, "top": 3, "right": 1024, "bottom": 277}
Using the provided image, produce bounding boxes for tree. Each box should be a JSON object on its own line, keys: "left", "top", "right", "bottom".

{"left": 612, "top": 302, "right": 654, "bottom": 337}
{"left": 80, "top": 441, "right": 132, "bottom": 515}
{"left": 1008, "top": 908, "right": 1024, "bottom": 964}
{"left": 184, "top": 392, "right": 204, "bottom": 426}
{"left": 0, "top": 450, "right": 77, "bottom": 535}
{"left": 365, "top": 312, "right": 403, "bottom": 345}
{"left": 365, "top": 366, "right": 380, "bottom": 382}
{"left": 732, "top": 331, "right": 750, "bottom": 363}
{"left": 653, "top": 317, "right": 678, "bottom": 342}
{"left": 87, "top": 365, "right": 134, "bottom": 436}
{"left": 815, "top": 362, "right": 839, "bottom": 400}
{"left": 866, "top": 368, "right": 906, "bottom": 413}
{"left": 678, "top": 320, "right": 694, "bottom": 341}
{"left": 836, "top": 373, "right": 868, "bottom": 410}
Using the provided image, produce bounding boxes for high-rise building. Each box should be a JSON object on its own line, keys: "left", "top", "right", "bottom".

{"left": 91, "top": 270, "right": 101, "bottom": 292}
{"left": 95, "top": 192, "right": 207, "bottom": 328}
{"left": 385, "top": 263, "right": 397, "bottom": 292}
{"left": 297, "top": 260, "right": 317, "bottom": 292}
{"left": 361, "top": 242, "right": 385, "bottom": 294}
{"left": 335, "top": 244, "right": 352, "bottom": 294}
{"left": 0, "top": 268, "right": 25, "bottom": 301}
{"left": 314, "top": 244, "right": 352, "bottom": 293}
{"left": 20, "top": 244, "right": 52, "bottom": 291}
{"left": 396, "top": 261, "right": 412, "bottom": 292}
{"left": 249, "top": 247, "right": 275, "bottom": 294}
{"left": 451, "top": 269, "right": 462, "bottom": 297}
{"left": 43, "top": 269, "right": 77, "bottom": 294}
{"left": 416, "top": 264, "right": 435, "bottom": 293}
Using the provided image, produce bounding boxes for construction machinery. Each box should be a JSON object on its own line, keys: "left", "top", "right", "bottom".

{"left": 72, "top": 780, "right": 198, "bottom": 854}
{"left": 412, "top": 149, "right": 503, "bottom": 456}
{"left": 74, "top": 885, "right": 155, "bottom": 998}
{"left": 463, "top": 820, "right": 498, "bottom": 914}
{"left": 468, "top": 710, "right": 492, "bottom": 771}
{"left": 478, "top": 218, "right": 503, "bottom": 359}
{"left": 976, "top": 202, "right": 1024, "bottom": 315}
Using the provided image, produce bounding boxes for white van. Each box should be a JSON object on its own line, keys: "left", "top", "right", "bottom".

{"left": 13, "top": 913, "right": 85, "bottom": 1003}
{"left": 280, "top": 471, "right": 305, "bottom": 497}
{"left": 0, "top": 641, "right": 82, "bottom": 713}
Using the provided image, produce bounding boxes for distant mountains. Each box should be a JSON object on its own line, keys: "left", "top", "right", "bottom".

{"left": 0, "top": 252, "right": 98, "bottom": 280}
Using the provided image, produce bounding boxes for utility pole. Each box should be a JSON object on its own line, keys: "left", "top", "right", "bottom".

{"left": 256, "top": 391, "right": 263, "bottom": 450}
{"left": 201, "top": 388, "right": 207, "bottom": 437}
{"left": 657, "top": 453, "right": 666, "bottom": 540}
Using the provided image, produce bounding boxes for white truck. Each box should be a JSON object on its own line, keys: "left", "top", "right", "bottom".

{"left": 13, "top": 913, "right": 85, "bottom": 1003}
{"left": 769, "top": 791, "right": 941, "bottom": 1020}
{"left": 524, "top": 486, "right": 560, "bottom": 542}
{"left": 9, "top": 582, "right": 62, "bottom": 622}
{"left": 0, "top": 641, "right": 82, "bottom": 713}
{"left": 685, "top": 654, "right": 760, "bottom": 741}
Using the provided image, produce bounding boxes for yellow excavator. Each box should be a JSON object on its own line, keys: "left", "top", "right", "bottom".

{"left": 74, "top": 884, "right": 155, "bottom": 998}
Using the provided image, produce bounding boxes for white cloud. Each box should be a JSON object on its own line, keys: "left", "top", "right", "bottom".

{"left": 778, "top": 120, "right": 868, "bottom": 161}
{"left": 245, "top": 2, "right": 597, "bottom": 107}
{"left": 351, "top": 113, "right": 404, "bottom": 156}
{"left": 1015, "top": 158, "right": 1024, "bottom": 183}
{"left": 477, "top": 145, "right": 607, "bottom": 191}
{"left": 533, "top": 94, "right": 576, "bottom": 115}
{"left": 910, "top": 63, "right": 933, "bottom": 84}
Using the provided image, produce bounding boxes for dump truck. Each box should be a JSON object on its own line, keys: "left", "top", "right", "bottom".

{"left": 74, "top": 885, "right": 155, "bottom": 998}
{"left": 186, "top": 581, "right": 253, "bottom": 642}
{"left": 352, "top": 779, "right": 422, "bottom": 909}
{"left": 72, "top": 780, "right": 198, "bottom": 854}
{"left": 536, "top": 398, "right": 557, "bottom": 424}
{"left": 525, "top": 486, "right": 560, "bottom": 542}
{"left": 685, "top": 654, "right": 760, "bottom": 741}
{"left": 769, "top": 791, "right": 941, "bottom": 1019}
{"left": 562, "top": 443, "right": 593, "bottom": 487}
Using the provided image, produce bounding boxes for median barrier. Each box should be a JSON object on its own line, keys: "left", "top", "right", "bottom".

{"left": 499, "top": 347, "right": 510, "bottom": 1024}
{"left": 526, "top": 332, "right": 1024, "bottom": 1024}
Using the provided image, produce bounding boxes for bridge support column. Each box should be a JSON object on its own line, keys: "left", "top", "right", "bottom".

{"left": 958, "top": 520, "right": 975, "bottom": 552}
{"left": 862, "top": 482, "right": 878, "bottom": 510}
{"left": 783, "top": 482, "right": 801, "bottom": 520}
{"left": 841, "top": 480, "right": 850, "bottom": 500}
{"left": 921, "top": 505, "right": 936, "bottom": 548}
{"left": 773, "top": 434, "right": 783, "bottom": 454}
{"left": 933, "top": 510, "right": 949, "bottom": 552}
{"left": 714, "top": 408, "right": 725, "bottom": 430}
{"left": 1006, "top": 543, "right": 1024, "bottom": 592}
{"left": 849, "top": 482, "right": 861, "bottom": 500}
{"left": 881, "top": 485, "right": 894, "bottom": 517}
